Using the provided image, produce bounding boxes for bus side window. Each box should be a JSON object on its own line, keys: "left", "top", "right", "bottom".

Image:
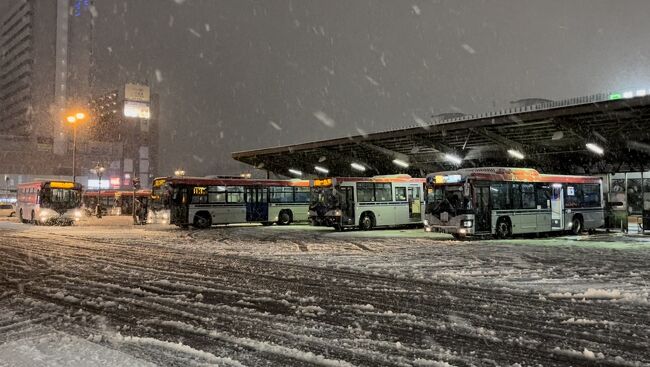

{"left": 522, "top": 184, "right": 536, "bottom": 209}
{"left": 536, "top": 184, "right": 551, "bottom": 209}
{"left": 396, "top": 187, "right": 402, "bottom": 201}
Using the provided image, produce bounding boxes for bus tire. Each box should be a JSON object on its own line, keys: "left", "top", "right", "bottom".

{"left": 193, "top": 212, "right": 212, "bottom": 229}
{"left": 571, "top": 216, "right": 583, "bottom": 235}
{"left": 333, "top": 224, "right": 343, "bottom": 232}
{"left": 495, "top": 217, "right": 511, "bottom": 239}
{"left": 359, "top": 212, "right": 375, "bottom": 231}
{"left": 31, "top": 211, "right": 37, "bottom": 225}
{"left": 19, "top": 209, "right": 24, "bottom": 223}
{"left": 277, "top": 210, "right": 292, "bottom": 225}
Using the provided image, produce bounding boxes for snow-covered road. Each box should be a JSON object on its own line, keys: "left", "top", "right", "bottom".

{"left": 0, "top": 218, "right": 648, "bottom": 366}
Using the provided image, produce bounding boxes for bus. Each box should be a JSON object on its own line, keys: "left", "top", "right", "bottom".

{"left": 149, "top": 177, "right": 172, "bottom": 224}
{"left": 82, "top": 190, "right": 151, "bottom": 216}
{"left": 16, "top": 181, "right": 83, "bottom": 225}
{"left": 163, "top": 177, "right": 311, "bottom": 228}
{"left": 309, "top": 175, "right": 425, "bottom": 231}
{"left": 424, "top": 167, "right": 604, "bottom": 239}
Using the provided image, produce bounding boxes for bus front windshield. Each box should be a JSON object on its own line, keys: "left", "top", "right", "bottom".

{"left": 426, "top": 184, "right": 472, "bottom": 215}
{"left": 41, "top": 188, "right": 81, "bottom": 209}
{"left": 151, "top": 185, "right": 170, "bottom": 210}
{"left": 310, "top": 187, "right": 340, "bottom": 210}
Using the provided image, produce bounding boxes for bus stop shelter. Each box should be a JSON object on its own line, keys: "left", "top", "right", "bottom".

{"left": 233, "top": 92, "right": 650, "bottom": 177}
{"left": 232, "top": 91, "right": 650, "bottom": 230}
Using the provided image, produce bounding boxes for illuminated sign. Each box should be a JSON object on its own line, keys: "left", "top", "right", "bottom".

{"left": 193, "top": 187, "right": 207, "bottom": 195}
{"left": 87, "top": 180, "right": 110, "bottom": 190}
{"left": 434, "top": 175, "right": 462, "bottom": 184}
{"left": 50, "top": 182, "right": 75, "bottom": 189}
{"left": 110, "top": 177, "right": 121, "bottom": 187}
{"left": 312, "top": 178, "right": 332, "bottom": 187}
{"left": 153, "top": 179, "right": 166, "bottom": 188}
{"left": 124, "top": 101, "right": 151, "bottom": 119}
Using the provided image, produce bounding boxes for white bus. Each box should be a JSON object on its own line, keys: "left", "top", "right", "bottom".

{"left": 164, "top": 177, "right": 311, "bottom": 228}
{"left": 16, "top": 181, "right": 83, "bottom": 225}
{"left": 424, "top": 167, "right": 605, "bottom": 239}
{"left": 309, "top": 175, "right": 425, "bottom": 231}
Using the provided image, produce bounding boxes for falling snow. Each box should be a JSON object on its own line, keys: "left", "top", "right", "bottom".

{"left": 313, "top": 111, "right": 336, "bottom": 127}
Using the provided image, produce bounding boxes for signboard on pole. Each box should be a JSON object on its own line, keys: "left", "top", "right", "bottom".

{"left": 124, "top": 83, "right": 150, "bottom": 102}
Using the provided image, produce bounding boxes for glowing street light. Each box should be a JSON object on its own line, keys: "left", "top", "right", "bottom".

{"left": 174, "top": 169, "right": 186, "bottom": 177}
{"left": 66, "top": 111, "right": 88, "bottom": 183}
{"left": 92, "top": 163, "right": 105, "bottom": 218}
{"left": 586, "top": 143, "right": 604, "bottom": 155}
{"left": 507, "top": 149, "right": 525, "bottom": 160}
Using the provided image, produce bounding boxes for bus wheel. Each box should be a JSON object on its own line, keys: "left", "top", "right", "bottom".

{"left": 31, "top": 211, "right": 37, "bottom": 225}
{"left": 277, "top": 210, "right": 292, "bottom": 225}
{"left": 19, "top": 209, "right": 24, "bottom": 223}
{"left": 495, "top": 218, "right": 511, "bottom": 239}
{"left": 571, "top": 217, "right": 583, "bottom": 235}
{"left": 333, "top": 224, "right": 343, "bottom": 232}
{"left": 359, "top": 213, "right": 374, "bottom": 231}
{"left": 193, "top": 212, "right": 212, "bottom": 229}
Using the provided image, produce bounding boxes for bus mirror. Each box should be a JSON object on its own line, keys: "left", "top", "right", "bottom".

{"left": 463, "top": 182, "right": 470, "bottom": 197}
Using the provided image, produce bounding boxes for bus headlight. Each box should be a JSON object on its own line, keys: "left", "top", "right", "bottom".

{"left": 74, "top": 210, "right": 82, "bottom": 218}
{"left": 334, "top": 210, "right": 342, "bottom": 216}
{"left": 462, "top": 220, "right": 473, "bottom": 228}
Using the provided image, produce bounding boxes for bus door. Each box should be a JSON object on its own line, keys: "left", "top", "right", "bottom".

{"left": 172, "top": 187, "right": 189, "bottom": 224}
{"left": 408, "top": 186, "right": 422, "bottom": 220}
{"left": 475, "top": 185, "right": 491, "bottom": 232}
{"left": 246, "top": 187, "right": 268, "bottom": 221}
{"left": 551, "top": 185, "right": 563, "bottom": 230}
{"left": 338, "top": 186, "right": 355, "bottom": 224}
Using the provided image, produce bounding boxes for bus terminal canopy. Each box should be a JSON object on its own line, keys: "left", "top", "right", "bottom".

{"left": 232, "top": 92, "right": 650, "bottom": 177}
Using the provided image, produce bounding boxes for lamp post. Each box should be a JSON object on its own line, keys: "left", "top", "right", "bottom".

{"left": 93, "top": 162, "right": 105, "bottom": 218}
{"left": 66, "top": 112, "right": 87, "bottom": 183}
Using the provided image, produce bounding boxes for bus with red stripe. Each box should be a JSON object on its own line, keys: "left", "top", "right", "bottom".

{"left": 16, "top": 181, "right": 83, "bottom": 225}
{"left": 309, "top": 175, "right": 425, "bottom": 231}
{"left": 424, "top": 167, "right": 604, "bottom": 239}
{"left": 162, "top": 177, "right": 310, "bottom": 228}
{"left": 82, "top": 190, "right": 151, "bottom": 216}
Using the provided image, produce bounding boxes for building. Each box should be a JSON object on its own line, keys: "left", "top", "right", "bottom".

{"left": 0, "top": 1, "right": 158, "bottom": 190}
{"left": 87, "top": 84, "right": 159, "bottom": 190}
{"left": 0, "top": 0, "right": 94, "bottom": 186}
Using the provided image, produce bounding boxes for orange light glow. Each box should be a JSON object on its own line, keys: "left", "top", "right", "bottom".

{"left": 66, "top": 116, "right": 76, "bottom": 123}
{"left": 75, "top": 112, "right": 85, "bottom": 120}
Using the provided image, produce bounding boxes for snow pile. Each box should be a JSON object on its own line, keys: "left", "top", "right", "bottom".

{"left": 551, "top": 347, "right": 605, "bottom": 361}
{"left": 296, "top": 305, "right": 327, "bottom": 317}
{"left": 0, "top": 332, "right": 156, "bottom": 367}
{"left": 548, "top": 288, "right": 649, "bottom": 304}
{"left": 110, "top": 333, "right": 244, "bottom": 366}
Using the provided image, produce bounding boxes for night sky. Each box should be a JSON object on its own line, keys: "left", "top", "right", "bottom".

{"left": 45, "top": 1, "right": 650, "bottom": 175}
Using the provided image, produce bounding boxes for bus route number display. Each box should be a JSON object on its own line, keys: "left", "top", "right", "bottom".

{"left": 193, "top": 187, "right": 207, "bottom": 195}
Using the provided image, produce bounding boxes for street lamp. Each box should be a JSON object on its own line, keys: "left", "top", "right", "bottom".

{"left": 66, "top": 111, "right": 88, "bottom": 183}
{"left": 174, "top": 169, "right": 186, "bottom": 177}
{"left": 92, "top": 162, "right": 105, "bottom": 218}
